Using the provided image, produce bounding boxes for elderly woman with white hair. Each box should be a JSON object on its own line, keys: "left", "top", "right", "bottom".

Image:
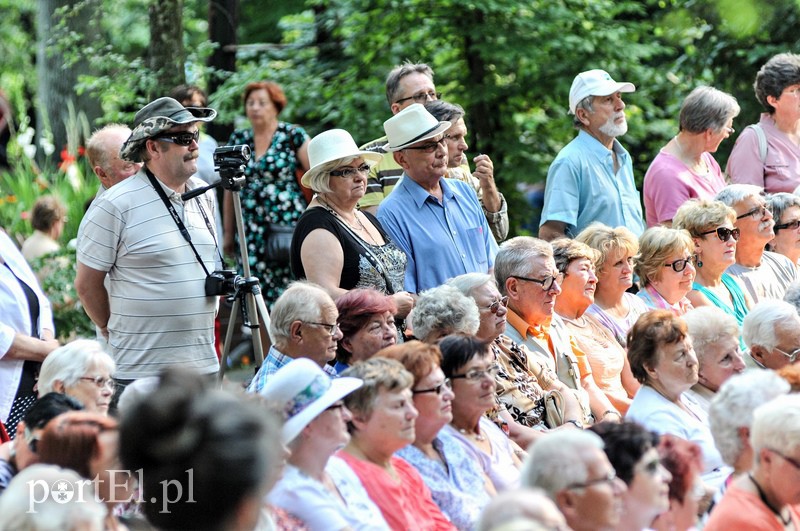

{"left": 291, "top": 128, "right": 414, "bottom": 319}
{"left": 705, "top": 394, "right": 800, "bottom": 529}
{"left": 682, "top": 306, "right": 746, "bottom": 413}
{"left": 742, "top": 299, "right": 800, "bottom": 370}
{"left": 37, "top": 339, "right": 115, "bottom": 415}
{"left": 643, "top": 86, "right": 739, "bottom": 227}
{"left": 708, "top": 370, "right": 790, "bottom": 489}
{"left": 766, "top": 192, "right": 800, "bottom": 267}
{"left": 410, "top": 284, "right": 480, "bottom": 343}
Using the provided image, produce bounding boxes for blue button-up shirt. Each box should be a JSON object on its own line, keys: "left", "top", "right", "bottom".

{"left": 378, "top": 176, "right": 498, "bottom": 293}
{"left": 247, "top": 346, "right": 336, "bottom": 394}
{"left": 541, "top": 130, "right": 645, "bottom": 237}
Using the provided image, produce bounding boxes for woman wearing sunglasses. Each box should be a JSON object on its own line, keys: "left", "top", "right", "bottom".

{"left": 634, "top": 227, "right": 697, "bottom": 316}
{"left": 766, "top": 192, "right": 800, "bottom": 268}
{"left": 673, "top": 199, "right": 752, "bottom": 335}
{"left": 382, "top": 340, "right": 493, "bottom": 530}
{"left": 552, "top": 239, "right": 639, "bottom": 416}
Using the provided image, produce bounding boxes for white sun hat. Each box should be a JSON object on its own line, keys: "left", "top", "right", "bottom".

{"left": 300, "top": 129, "right": 383, "bottom": 188}
{"left": 382, "top": 103, "right": 451, "bottom": 152}
{"left": 259, "top": 358, "right": 363, "bottom": 444}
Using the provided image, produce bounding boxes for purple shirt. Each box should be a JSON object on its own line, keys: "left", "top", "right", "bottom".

{"left": 644, "top": 150, "right": 725, "bottom": 226}
{"left": 727, "top": 113, "right": 800, "bottom": 193}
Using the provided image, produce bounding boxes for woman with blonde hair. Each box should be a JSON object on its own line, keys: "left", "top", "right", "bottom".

{"left": 672, "top": 199, "right": 752, "bottom": 331}
{"left": 577, "top": 223, "right": 650, "bottom": 348}
{"left": 634, "top": 227, "right": 696, "bottom": 315}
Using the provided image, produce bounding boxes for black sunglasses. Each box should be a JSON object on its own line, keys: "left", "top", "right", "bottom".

{"left": 154, "top": 130, "right": 200, "bottom": 146}
{"left": 775, "top": 219, "right": 800, "bottom": 232}
{"left": 404, "top": 136, "right": 447, "bottom": 153}
{"left": 699, "top": 227, "right": 740, "bottom": 242}
{"left": 663, "top": 256, "right": 696, "bottom": 273}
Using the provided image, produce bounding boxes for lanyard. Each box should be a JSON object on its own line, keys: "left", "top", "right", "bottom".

{"left": 145, "top": 169, "right": 220, "bottom": 275}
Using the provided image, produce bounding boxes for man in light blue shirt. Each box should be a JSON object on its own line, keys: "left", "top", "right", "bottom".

{"left": 539, "top": 69, "right": 645, "bottom": 241}
{"left": 377, "top": 104, "right": 498, "bottom": 293}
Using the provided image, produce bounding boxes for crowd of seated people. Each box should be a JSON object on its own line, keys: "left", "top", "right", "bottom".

{"left": 6, "top": 53, "right": 800, "bottom": 531}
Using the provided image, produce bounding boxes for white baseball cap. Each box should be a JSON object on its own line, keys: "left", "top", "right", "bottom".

{"left": 568, "top": 69, "right": 635, "bottom": 115}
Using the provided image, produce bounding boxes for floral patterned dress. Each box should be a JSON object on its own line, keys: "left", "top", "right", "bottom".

{"left": 227, "top": 122, "right": 309, "bottom": 307}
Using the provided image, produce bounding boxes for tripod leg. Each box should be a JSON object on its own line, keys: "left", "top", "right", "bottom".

{"left": 219, "top": 297, "right": 241, "bottom": 381}
{"left": 243, "top": 291, "right": 266, "bottom": 366}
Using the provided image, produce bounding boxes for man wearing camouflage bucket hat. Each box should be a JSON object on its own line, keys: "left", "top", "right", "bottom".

{"left": 76, "top": 97, "right": 221, "bottom": 402}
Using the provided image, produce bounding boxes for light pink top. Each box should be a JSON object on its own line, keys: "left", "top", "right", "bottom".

{"left": 727, "top": 113, "right": 800, "bottom": 193}
{"left": 644, "top": 149, "right": 725, "bottom": 227}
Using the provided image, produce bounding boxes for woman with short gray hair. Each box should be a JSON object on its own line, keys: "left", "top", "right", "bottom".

{"left": 644, "top": 86, "right": 739, "bottom": 227}
{"left": 727, "top": 53, "right": 800, "bottom": 193}
{"left": 38, "top": 339, "right": 116, "bottom": 415}
{"left": 766, "top": 192, "right": 800, "bottom": 267}
{"left": 410, "top": 284, "right": 480, "bottom": 342}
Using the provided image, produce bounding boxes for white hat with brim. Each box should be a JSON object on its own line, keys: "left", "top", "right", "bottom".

{"left": 568, "top": 69, "right": 635, "bottom": 115}
{"left": 300, "top": 129, "right": 384, "bottom": 188}
{"left": 259, "top": 358, "right": 363, "bottom": 445}
{"left": 382, "top": 103, "right": 451, "bottom": 152}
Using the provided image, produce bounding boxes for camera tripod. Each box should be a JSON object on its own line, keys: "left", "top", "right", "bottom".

{"left": 182, "top": 147, "right": 271, "bottom": 379}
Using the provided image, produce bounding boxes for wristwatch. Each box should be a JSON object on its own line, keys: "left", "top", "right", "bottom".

{"left": 564, "top": 419, "right": 584, "bottom": 429}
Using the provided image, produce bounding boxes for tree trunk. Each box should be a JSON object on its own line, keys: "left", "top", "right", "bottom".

{"left": 207, "top": 0, "right": 238, "bottom": 143}
{"left": 36, "top": 0, "right": 102, "bottom": 164}
{"left": 148, "top": 0, "right": 186, "bottom": 97}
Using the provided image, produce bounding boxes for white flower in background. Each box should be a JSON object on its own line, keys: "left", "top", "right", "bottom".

{"left": 40, "top": 136, "right": 55, "bottom": 156}
{"left": 66, "top": 162, "right": 81, "bottom": 189}
{"left": 16, "top": 125, "right": 37, "bottom": 159}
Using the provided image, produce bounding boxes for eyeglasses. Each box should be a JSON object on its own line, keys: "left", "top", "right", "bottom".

{"left": 775, "top": 219, "right": 800, "bottom": 232}
{"left": 79, "top": 376, "right": 116, "bottom": 391}
{"left": 480, "top": 296, "right": 509, "bottom": 314}
{"left": 663, "top": 256, "right": 695, "bottom": 273}
{"left": 511, "top": 273, "right": 564, "bottom": 291}
{"left": 451, "top": 363, "right": 500, "bottom": 382}
{"left": 768, "top": 448, "right": 800, "bottom": 470}
{"left": 154, "top": 130, "right": 200, "bottom": 146}
{"left": 326, "top": 402, "right": 345, "bottom": 411}
{"left": 404, "top": 136, "right": 447, "bottom": 153}
{"left": 774, "top": 346, "right": 800, "bottom": 364}
{"left": 699, "top": 226, "right": 740, "bottom": 242}
{"left": 303, "top": 321, "right": 340, "bottom": 337}
{"left": 566, "top": 471, "right": 618, "bottom": 490}
{"left": 412, "top": 379, "right": 452, "bottom": 395}
{"left": 394, "top": 91, "right": 442, "bottom": 105}
{"left": 736, "top": 204, "right": 769, "bottom": 220}
{"left": 329, "top": 163, "right": 371, "bottom": 179}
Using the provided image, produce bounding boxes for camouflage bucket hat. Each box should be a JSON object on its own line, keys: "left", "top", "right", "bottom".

{"left": 120, "top": 97, "right": 217, "bottom": 162}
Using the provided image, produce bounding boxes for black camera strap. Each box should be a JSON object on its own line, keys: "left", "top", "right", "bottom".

{"left": 145, "top": 168, "right": 215, "bottom": 276}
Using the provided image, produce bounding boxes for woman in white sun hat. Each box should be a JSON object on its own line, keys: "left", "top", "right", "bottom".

{"left": 290, "top": 129, "right": 415, "bottom": 322}
{"left": 262, "top": 357, "right": 389, "bottom": 531}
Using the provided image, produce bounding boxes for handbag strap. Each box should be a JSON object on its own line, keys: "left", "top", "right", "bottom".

{"left": 316, "top": 204, "right": 396, "bottom": 295}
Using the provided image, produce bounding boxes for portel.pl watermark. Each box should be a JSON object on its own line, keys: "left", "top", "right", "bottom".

{"left": 27, "top": 468, "right": 196, "bottom": 514}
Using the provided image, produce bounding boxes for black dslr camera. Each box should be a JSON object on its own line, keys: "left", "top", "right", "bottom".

{"left": 205, "top": 269, "right": 240, "bottom": 296}
{"left": 213, "top": 145, "right": 251, "bottom": 171}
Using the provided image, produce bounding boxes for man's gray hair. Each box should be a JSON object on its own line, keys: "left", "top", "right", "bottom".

{"left": 572, "top": 95, "right": 595, "bottom": 128}
{"left": 766, "top": 192, "right": 800, "bottom": 235}
{"left": 38, "top": 339, "right": 116, "bottom": 394}
{"left": 742, "top": 300, "right": 797, "bottom": 351}
{"left": 86, "top": 123, "right": 131, "bottom": 170}
{"left": 447, "top": 273, "right": 496, "bottom": 300}
{"left": 495, "top": 236, "right": 554, "bottom": 296}
{"left": 385, "top": 62, "right": 434, "bottom": 107}
{"left": 425, "top": 100, "right": 464, "bottom": 124}
{"left": 784, "top": 281, "right": 800, "bottom": 314}
{"left": 751, "top": 394, "right": 800, "bottom": 464}
{"left": 521, "top": 429, "right": 605, "bottom": 499}
{"left": 678, "top": 86, "right": 740, "bottom": 134}
{"left": 269, "top": 281, "right": 331, "bottom": 346}
{"left": 412, "top": 284, "right": 479, "bottom": 342}
{"left": 683, "top": 306, "right": 740, "bottom": 365}
{"left": 709, "top": 369, "right": 790, "bottom": 466}
{"left": 715, "top": 184, "right": 764, "bottom": 208}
